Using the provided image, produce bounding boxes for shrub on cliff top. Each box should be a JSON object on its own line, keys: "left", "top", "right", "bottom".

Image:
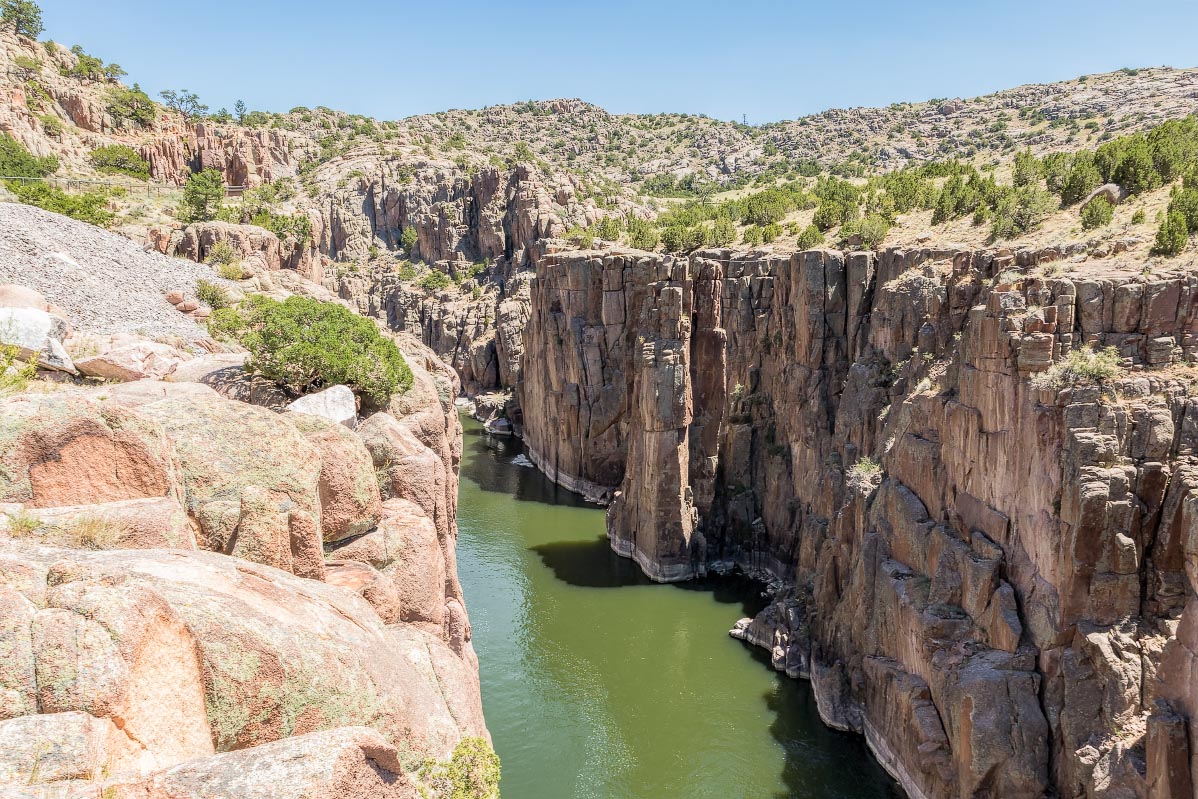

{"left": 1153, "top": 210, "right": 1189, "bottom": 257}
{"left": 1080, "top": 195, "right": 1114, "bottom": 230}
{"left": 1031, "top": 346, "right": 1122, "bottom": 392}
{"left": 209, "top": 295, "right": 412, "bottom": 406}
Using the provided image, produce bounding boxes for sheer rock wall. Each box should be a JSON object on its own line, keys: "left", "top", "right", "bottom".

{"left": 518, "top": 245, "right": 1198, "bottom": 799}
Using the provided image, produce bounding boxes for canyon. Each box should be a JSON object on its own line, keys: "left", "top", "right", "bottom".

{"left": 6, "top": 17, "right": 1198, "bottom": 799}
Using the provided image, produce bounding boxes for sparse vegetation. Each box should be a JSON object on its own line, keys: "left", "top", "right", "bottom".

{"left": 1031, "top": 346, "right": 1122, "bottom": 392}
{"left": 0, "top": 342, "right": 37, "bottom": 395}
{"left": 418, "top": 737, "right": 500, "bottom": 799}
{"left": 209, "top": 295, "right": 413, "bottom": 406}
{"left": 195, "top": 279, "right": 232, "bottom": 310}
{"left": 846, "top": 456, "right": 883, "bottom": 493}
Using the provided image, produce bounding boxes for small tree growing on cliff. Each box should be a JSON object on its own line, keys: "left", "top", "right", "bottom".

{"left": 1, "top": 0, "right": 43, "bottom": 39}
{"left": 178, "top": 169, "right": 225, "bottom": 222}
{"left": 159, "top": 88, "right": 208, "bottom": 121}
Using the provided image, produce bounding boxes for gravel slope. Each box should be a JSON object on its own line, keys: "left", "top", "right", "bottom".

{"left": 0, "top": 203, "right": 219, "bottom": 341}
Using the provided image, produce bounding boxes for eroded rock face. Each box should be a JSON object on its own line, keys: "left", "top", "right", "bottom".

{"left": 521, "top": 246, "right": 1198, "bottom": 799}
{"left": 0, "top": 547, "right": 486, "bottom": 788}
{"left": 0, "top": 354, "right": 487, "bottom": 796}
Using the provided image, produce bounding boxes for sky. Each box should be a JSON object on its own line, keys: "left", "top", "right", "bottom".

{"left": 37, "top": 0, "right": 1198, "bottom": 124}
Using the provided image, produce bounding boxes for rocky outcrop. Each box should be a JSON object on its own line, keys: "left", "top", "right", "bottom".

{"left": 520, "top": 246, "right": 1198, "bottom": 799}
{"left": 0, "top": 285, "right": 489, "bottom": 797}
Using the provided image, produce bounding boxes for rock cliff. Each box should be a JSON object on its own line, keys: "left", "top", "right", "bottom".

{"left": 0, "top": 224, "right": 491, "bottom": 798}
{"left": 518, "top": 245, "right": 1198, "bottom": 799}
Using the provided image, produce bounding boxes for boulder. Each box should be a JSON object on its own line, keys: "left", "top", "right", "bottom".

{"left": 358, "top": 412, "right": 446, "bottom": 534}
{"left": 15, "top": 497, "right": 196, "bottom": 550}
{"left": 121, "top": 393, "right": 325, "bottom": 579}
{"left": 167, "top": 352, "right": 292, "bottom": 409}
{"left": 0, "top": 547, "right": 487, "bottom": 761}
{"left": 0, "top": 711, "right": 144, "bottom": 785}
{"left": 0, "top": 306, "right": 76, "bottom": 373}
{"left": 286, "top": 384, "right": 358, "bottom": 428}
{"left": 329, "top": 498, "right": 446, "bottom": 632}
{"left": 75, "top": 339, "right": 192, "bottom": 382}
{"left": 105, "top": 726, "right": 418, "bottom": 799}
{"left": 285, "top": 412, "right": 382, "bottom": 543}
{"left": 0, "top": 284, "right": 50, "bottom": 312}
{"left": 0, "top": 395, "right": 182, "bottom": 509}
{"left": 324, "top": 561, "right": 402, "bottom": 624}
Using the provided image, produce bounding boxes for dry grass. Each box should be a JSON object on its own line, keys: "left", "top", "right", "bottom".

{"left": 3, "top": 510, "right": 42, "bottom": 538}
{"left": 57, "top": 515, "right": 127, "bottom": 550}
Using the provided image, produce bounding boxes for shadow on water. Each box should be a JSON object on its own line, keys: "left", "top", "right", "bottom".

{"left": 460, "top": 423, "right": 597, "bottom": 509}
{"left": 743, "top": 644, "right": 906, "bottom": 799}
{"left": 460, "top": 415, "right": 903, "bottom": 798}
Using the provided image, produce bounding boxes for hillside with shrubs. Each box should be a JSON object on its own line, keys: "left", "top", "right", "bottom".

{"left": 1, "top": 0, "right": 1198, "bottom": 272}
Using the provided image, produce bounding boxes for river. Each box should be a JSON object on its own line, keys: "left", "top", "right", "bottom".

{"left": 456, "top": 415, "right": 903, "bottom": 799}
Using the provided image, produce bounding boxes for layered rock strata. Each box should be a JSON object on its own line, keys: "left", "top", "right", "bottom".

{"left": 519, "top": 245, "right": 1198, "bottom": 799}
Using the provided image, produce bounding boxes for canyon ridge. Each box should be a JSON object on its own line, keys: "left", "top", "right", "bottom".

{"left": 3, "top": 5, "right": 1198, "bottom": 798}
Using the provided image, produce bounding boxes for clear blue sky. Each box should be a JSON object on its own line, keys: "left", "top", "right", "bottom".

{"left": 39, "top": 0, "right": 1198, "bottom": 123}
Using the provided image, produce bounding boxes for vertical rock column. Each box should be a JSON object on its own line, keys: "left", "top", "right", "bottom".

{"left": 607, "top": 264, "right": 701, "bottom": 581}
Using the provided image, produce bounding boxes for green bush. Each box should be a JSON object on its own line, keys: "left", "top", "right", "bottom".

{"left": 400, "top": 226, "right": 418, "bottom": 253}
{"left": 1154, "top": 210, "right": 1189, "bottom": 256}
{"left": 795, "top": 224, "right": 825, "bottom": 250}
{"left": 209, "top": 295, "right": 411, "bottom": 406}
{"left": 416, "top": 270, "right": 452, "bottom": 292}
{"left": 595, "top": 216, "right": 622, "bottom": 240}
{"left": 709, "top": 215, "right": 736, "bottom": 246}
{"left": 1168, "top": 188, "right": 1198, "bottom": 231}
{"left": 1031, "top": 346, "right": 1122, "bottom": 392}
{"left": 204, "top": 240, "right": 238, "bottom": 266}
{"left": 7, "top": 181, "right": 114, "bottom": 226}
{"left": 625, "top": 217, "right": 659, "bottom": 250}
{"left": 89, "top": 144, "right": 150, "bottom": 180}
{"left": 1132, "top": 208, "right": 1147, "bottom": 224}
{"left": 989, "top": 185, "right": 1056, "bottom": 241}
{"left": 761, "top": 222, "right": 782, "bottom": 244}
{"left": 1060, "top": 154, "right": 1102, "bottom": 206}
{"left": 564, "top": 225, "right": 594, "bottom": 249}
{"left": 1012, "top": 149, "right": 1040, "bottom": 187}
{"left": 195, "top": 279, "right": 231, "bottom": 309}
{"left": 179, "top": 169, "right": 225, "bottom": 222}
{"left": 0, "top": 132, "right": 58, "bottom": 177}
{"left": 841, "top": 214, "right": 890, "bottom": 249}
{"left": 106, "top": 85, "right": 157, "bottom": 127}
{"left": 418, "top": 737, "right": 500, "bottom": 799}
{"left": 1080, "top": 196, "right": 1113, "bottom": 230}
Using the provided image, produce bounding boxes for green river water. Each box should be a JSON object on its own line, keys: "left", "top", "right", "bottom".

{"left": 456, "top": 415, "right": 903, "bottom": 799}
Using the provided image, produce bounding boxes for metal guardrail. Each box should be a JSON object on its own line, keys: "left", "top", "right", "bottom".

{"left": 0, "top": 175, "right": 246, "bottom": 197}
